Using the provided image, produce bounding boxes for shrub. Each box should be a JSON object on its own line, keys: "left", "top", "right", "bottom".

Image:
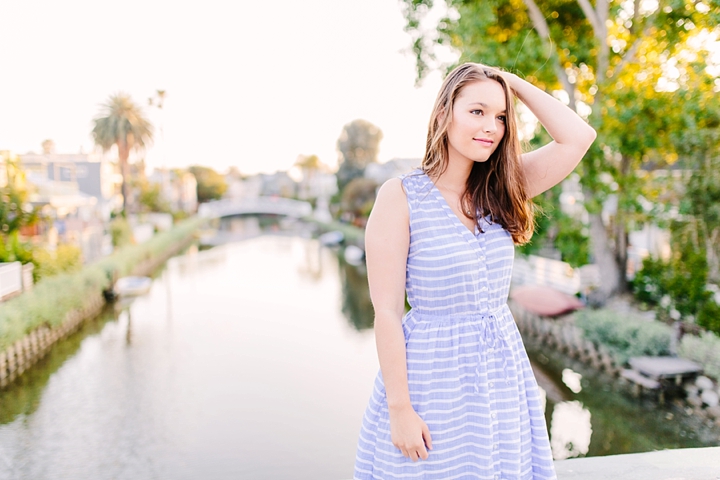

{"left": 575, "top": 309, "right": 673, "bottom": 365}
{"left": 678, "top": 331, "right": 720, "bottom": 382}
{"left": 33, "top": 244, "right": 83, "bottom": 281}
{"left": 0, "top": 232, "right": 34, "bottom": 264}
{"left": 109, "top": 217, "right": 134, "bottom": 248}
{"left": 0, "top": 216, "right": 204, "bottom": 351}
{"left": 632, "top": 252, "right": 720, "bottom": 335}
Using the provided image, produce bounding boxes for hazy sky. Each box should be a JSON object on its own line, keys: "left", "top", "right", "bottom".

{"left": 0, "top": 0, "right": 449, "bottom": 175}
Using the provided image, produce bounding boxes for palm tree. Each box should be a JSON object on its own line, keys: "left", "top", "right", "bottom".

{"left": 92, "top": 93, "right": 153, "bottom": 213}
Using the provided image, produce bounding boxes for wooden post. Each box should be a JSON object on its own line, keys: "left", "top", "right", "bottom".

{"left": 15, "top": 340, "right": 26, "bottom": 375}
{"left": 30, "top": 330, "right": 39, "bottom": 361}
{"left": 6, "top": 344, "right": 16, "bottom": 380}
{"left": 0, "top": 351, "right": 7, "bottom": 387}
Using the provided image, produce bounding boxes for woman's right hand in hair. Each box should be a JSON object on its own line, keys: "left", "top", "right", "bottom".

{"left": 389, "top": 404, "right": 433, "bottom": 461}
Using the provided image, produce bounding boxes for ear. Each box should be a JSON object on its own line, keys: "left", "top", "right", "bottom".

{"left": 437, "top": 106, "right": 447, "bottom": 125}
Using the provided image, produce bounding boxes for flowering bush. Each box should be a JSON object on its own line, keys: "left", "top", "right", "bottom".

{"left": 678, "top": 331, "right": 720, "bottom": 381}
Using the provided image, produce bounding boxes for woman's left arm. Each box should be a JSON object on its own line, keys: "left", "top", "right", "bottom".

{"left": 502, "top": 72, "right": 597, "bottom": 198}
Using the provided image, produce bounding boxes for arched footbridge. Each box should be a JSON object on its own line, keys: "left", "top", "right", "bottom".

{"left": 198, "top": 197, "right": 313, "bottom": 219}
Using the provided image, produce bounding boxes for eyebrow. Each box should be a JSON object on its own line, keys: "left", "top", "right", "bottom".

{"left": 468, "top": 102, "right": 506, "bottom": 113}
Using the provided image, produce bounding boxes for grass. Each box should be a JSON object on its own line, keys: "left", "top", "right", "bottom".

{"left": 0, "top": 216, "right": 205, "bottom": 351}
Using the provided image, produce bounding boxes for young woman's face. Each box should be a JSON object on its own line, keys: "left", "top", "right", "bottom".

{"left": 446, "top": 79, "right": 507, "bottom": 165}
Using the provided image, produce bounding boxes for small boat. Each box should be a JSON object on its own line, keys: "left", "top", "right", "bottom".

{"left": 319, "top": 230, "right": 344, "bottom": 246}
{"left": 344, "top": 245, "right": 365, "bottom": 265}
{"left": 114, "top": 276, "right": 152, "bottom": 297}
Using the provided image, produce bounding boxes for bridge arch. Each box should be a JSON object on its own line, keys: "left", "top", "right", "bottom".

{"left": 198, "top": 197, "right": 313, "bottom": 219}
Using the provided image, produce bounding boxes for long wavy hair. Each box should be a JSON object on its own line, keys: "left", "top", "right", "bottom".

{"left": 422, "top": 63, "right": 535, "bottom": 245}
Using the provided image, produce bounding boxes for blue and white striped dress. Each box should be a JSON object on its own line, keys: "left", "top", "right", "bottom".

{"left": 354, "top": 171, "right": 556, "bottom": 480}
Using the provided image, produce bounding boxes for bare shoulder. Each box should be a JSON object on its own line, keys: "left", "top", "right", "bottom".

{"left": 375, "top": 177, "right": 407, "bottom": 206}
{"left": 366, "top": 178, "right": 409, "bottom": 239}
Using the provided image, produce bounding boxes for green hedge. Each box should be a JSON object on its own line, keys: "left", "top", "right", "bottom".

{"left": 678, "top": 332, "right": 720, "bottom": 381}
{"left": 575, "top": 309, "right": 673, "bottom": 365}
{"left": 632, "top": 241, "right": 720, "bottom": 336}
{"left": 0, "top": 216, "right": 205, "bottom": 351}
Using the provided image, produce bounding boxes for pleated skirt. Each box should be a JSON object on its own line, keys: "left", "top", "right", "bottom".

{"left": 353, "top": 307, "right": 557, "bottom": 480}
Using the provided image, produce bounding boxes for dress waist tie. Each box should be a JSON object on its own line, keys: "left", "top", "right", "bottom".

{"left": 475, "top": 304, "right": 511, "bottom": 393}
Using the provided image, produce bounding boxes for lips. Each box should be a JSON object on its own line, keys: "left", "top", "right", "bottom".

{"left": 474, "top": 138, "right": 494, "bottom": 146}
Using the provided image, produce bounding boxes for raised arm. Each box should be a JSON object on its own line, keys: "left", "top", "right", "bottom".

{"left": 365, "top": 178, "right": 432, "bottom": 461}
{"left": 501, "top": 72, "right": 597, "bottom": 198}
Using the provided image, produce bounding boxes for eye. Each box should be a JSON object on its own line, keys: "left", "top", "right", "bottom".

{"left": 497, "top": 115, "right": 507, "bottom": 123}
{"left": 470, "top": 109, "right": 483, "bottom": 115}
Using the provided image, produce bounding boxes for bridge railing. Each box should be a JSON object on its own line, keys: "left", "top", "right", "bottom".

{"left": 198, "top": 197, "right": 312, "bottom": 219}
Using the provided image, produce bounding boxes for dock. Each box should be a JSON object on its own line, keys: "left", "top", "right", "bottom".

{"left": 620, "top": 356, "right": 703, "bottom": 403}
{"left": 629, "top": 356, "right": 704, "bottom": 385}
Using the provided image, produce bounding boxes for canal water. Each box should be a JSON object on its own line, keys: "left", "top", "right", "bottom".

{"left": 0, "top": 226, "right": 718, "bottom": 479}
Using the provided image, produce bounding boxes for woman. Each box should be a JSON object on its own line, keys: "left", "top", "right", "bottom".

{"left": 353, "top": 63, "right": 596, "bottom": 479}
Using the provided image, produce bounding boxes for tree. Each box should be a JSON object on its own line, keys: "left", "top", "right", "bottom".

{"left": 137, "top": 181, "right": 171, "bottom": 213}
{"left": 92, "top": 93, "right": 154, "bottom": 214}
{"left": 188, "top": 165, "right": 227, "bottom": 203}
{"left": 400, "top": 0, "right": 720, "bottom": 303}
{"left": 336, "top": 119, "right": 383, "bottom": 191}
{"left": 673, "top": 74, "right": 720, "bottom": 285}
{"left": 341, "top": 177, "right": 379, "bottom": 227}
{"left": 0, "top": 152, "right": 38, "bottom": 264}
{"left": 295, "top": 154, "right": 323, "bottom": 201}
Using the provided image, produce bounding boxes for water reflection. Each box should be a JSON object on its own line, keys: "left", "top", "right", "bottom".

{"left": 0, "top": 307, "right": 118, "bottom": 424}
{"left": 550, "top": 400, "right": 593, "bottom": 460}
{"left": 527, "top": 343, "right": 720, "bottom": 458}
{"left": 562, "top": 368, "right": 583, "bottom": 394}
{"left": 338, "top": 255, "right": 374, "bottom": 331}
{"left": 294, "top": 238, "right": 324, "bottom": 281}
{"left": 1, "top": 230, "right": 718, "bottom": 478}
{"left": 0, "top": 235, "right": 380, "bottom": 480}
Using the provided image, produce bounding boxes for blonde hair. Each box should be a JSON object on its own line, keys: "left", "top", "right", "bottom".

{"left": 422, "top": 63, "right": 535, "bottom": 244}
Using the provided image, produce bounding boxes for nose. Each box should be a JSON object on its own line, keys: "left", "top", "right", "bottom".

{"left": 482, "top": 117, "right": 497, "bottom": 134}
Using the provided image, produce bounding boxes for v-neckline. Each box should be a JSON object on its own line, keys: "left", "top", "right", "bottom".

{"left": 426, "top": 174, "right": 479, "bottom": 238}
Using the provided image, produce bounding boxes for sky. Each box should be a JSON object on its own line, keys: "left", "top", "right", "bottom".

{"left": 0, "top": 0, "right": 450, "bottom": 175}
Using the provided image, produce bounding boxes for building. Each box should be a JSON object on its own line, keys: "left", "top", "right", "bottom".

{"left": 364, "top": 158, "right": 420, "bottom": 185}
{"left": 18, "top": 145, "right": 120, "bottom": 262}
{"left": 20, "top": 147, "right": 122, "bottom": 221}
{"left": 259, "top": 171, "right": 297, "bottom": 198}
{"left": 147, "top": 168, "right": 198, "bottom": 213}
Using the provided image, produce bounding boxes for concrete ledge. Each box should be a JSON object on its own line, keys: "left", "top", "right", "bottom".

{"left": 555, "top": 447, "right": 720, "bottom": 480}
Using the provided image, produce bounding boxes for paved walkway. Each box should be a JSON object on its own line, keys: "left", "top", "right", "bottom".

{"left": 555, "top": 447, "right": 720, "bottom": 480}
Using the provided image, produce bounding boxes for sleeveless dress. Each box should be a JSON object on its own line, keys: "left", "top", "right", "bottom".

{"left": 353, "top": 171, "right": 557, "bottom": 480}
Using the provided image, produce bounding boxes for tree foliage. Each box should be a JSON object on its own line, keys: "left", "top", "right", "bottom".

{"left": 0, "top": 154, "right": 39, "bottom": 264}
{"left": 0, "top": 155, "right": 37, "bottom": 238}
{"left": 336, "top": 119, "right": 383, "bottom": 191}
{"left": 400, "top": 0, "right": 720, "bottom": 302}
{"left": 341, "top": 177, "right": 379, "bottom": 227}
{"left": 92, "top": 93, "right": 153, "bottom": 214}
{"left": 138, "top": 181, "right": 171, "bottom": 213}
{"left": 188, "top": 165, "right": 227, "bottom": 203}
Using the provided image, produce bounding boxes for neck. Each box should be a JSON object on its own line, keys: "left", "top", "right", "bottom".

{"left": 432, "top": 156, "right": 473, "bottom": 192}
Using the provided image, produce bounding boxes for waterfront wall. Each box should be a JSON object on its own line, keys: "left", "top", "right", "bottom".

{"left": 307, "top": 218, "right": 365, "bottom": 248}
{"left": 0, "top": 217, "right": 203, "bottom": 388}
{"left": 511, "top": 301, "right": 720, "bottom": 427}
{"left": 510, "top": 300, "right": 621, "bottom": 375}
